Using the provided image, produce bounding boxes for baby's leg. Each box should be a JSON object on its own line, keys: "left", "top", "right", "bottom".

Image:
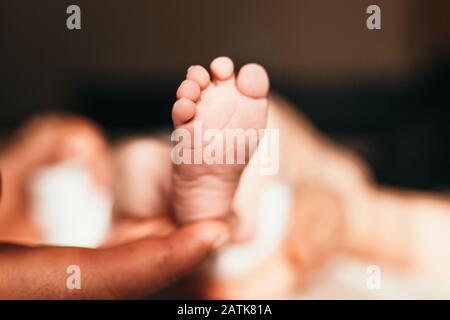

{"left": 344, "top": 187, "right": 450, "bottom": 274}
{"left": 113, "top": 138, "right": 172, "bottom": 218}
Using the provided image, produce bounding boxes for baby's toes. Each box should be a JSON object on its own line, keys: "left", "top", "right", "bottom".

{"left": 236, "top": 63, "right": 270, "bottom": 99}
{"left": 172, "top": 79, "right": 201, "bottom": 127}
{"left": 210, "top": 56, "right": 235, "bottom": 85}
{"left": 172, "top": 97, "right": 196, "bottom": 127}
{"left": 187, "top": 65, "right": 210, "bottom": 90}
{"left": 176, "top": 79, "right": 201, "bottom": 101}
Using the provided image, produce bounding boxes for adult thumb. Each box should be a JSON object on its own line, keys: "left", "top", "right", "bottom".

{"left": 96, "top": 220, "right": 230, "bottom": 299}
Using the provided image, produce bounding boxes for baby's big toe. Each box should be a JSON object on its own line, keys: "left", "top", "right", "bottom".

{"left": 236, "top": 63, "right": 270, "bottom": 99}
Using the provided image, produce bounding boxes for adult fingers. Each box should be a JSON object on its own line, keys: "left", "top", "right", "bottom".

{"left": 0, "top": 220, "right": 229, "bottom": 299}
{"left": 96, "top": 220, "right": 230, "bottom": 299}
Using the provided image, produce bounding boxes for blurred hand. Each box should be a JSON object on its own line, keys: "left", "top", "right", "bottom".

{"left": 0, "top": 114, "right": 230, "bottom": 299}
{"left": 0, "top": 114, "right": 111, "bottom": 243}
{"left": 0, "top": 219, "right": 229, "bottom": 299}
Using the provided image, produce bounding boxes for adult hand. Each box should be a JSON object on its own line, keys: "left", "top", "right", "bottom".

{"left": 0, "top": 114, "right": 230, "bottom": 299}
{"left": 0, "top": 219, "right": 229, "bottom": 299}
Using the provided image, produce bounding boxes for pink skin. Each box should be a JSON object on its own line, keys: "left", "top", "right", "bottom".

{"left": 171, "top": 57, "right": 270, "bottom": 223}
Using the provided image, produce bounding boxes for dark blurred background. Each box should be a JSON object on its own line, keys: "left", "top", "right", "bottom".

{"left": 0, "top": 0, "right": 449, "bottom": 190}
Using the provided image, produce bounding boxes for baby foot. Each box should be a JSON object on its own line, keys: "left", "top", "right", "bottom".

{"left": 171, "top": 57, "right": 270, "bottom": 223}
